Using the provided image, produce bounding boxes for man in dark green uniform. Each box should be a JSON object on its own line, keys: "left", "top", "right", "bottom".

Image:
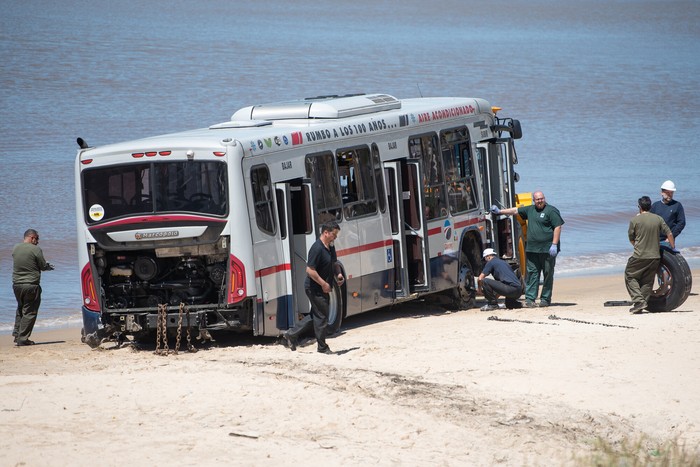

{"left": 491, "top": 191, "right": 564, "bottom": 307}
{"left": 12, "top": 229, "right": 54, "bottom": 346}
{"left": 626, "top": 196, "right": 674, "bottom": 314}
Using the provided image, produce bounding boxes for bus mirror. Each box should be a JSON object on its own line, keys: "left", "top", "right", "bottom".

{"left": 511, "top": 120, "right": 523, "bottom": 139}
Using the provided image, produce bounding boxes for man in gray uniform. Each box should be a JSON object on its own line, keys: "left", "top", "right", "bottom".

{"left": 12, "top": 229, "right": 54, "bottom": 346}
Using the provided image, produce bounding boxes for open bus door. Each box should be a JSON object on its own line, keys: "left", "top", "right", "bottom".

{"left": 273, "top": 182, "right": 302, "bottom": 331}
{"left": 285, "top": 182, "right": 316, "bottom": 329}
{"left": 479, "top": 141, "right": 521, "bottom": 263}
{"left": 385, "top": 160, "right": 429, "bottom": 296}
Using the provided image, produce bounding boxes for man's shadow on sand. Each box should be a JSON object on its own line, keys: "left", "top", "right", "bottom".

{"left": 15, "top": 340, "right": 65, "bottom": 347}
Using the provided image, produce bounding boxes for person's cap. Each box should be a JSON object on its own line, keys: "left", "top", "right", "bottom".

{"left": 661, "top": 180, "right": 676, "bottom": 192}
{"left": 482, "top": 248, "right": 496, "bottom": 258}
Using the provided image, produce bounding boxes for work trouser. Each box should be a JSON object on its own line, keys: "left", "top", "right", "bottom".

{"left": 13, "top": 283, "right": 42, "bottom": 342}
{"left": 624, "top": 257, "right": 660, "bottom": 306}
{"left": 287, "top": 289, "right": 331, "bottom": 352}
{"left": 525, "top": 253, "right": 556, "bottom": 304}
{"left": 482, "top": 278, "right": 523, "bottom": 307}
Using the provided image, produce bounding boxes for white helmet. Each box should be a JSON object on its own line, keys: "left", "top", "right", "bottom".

{"left": 482, "top": 248, "right": 497, "bottom": 258}
{"left": 660, "top": 180, "right": 676, "bottom": 192}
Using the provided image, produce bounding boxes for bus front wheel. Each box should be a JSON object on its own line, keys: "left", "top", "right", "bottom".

{"left": 456, "top": 253, "right": 476, "bottom": 309}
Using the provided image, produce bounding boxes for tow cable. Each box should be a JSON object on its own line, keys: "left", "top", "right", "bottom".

{"left": 487, "top": 314, "right": 635, "bottom": 329}
{"left": 547, "top": 314, "right": 636, "bottom": 329}
{"left": 487, "top": 315, "right": 559, "bottom": 325}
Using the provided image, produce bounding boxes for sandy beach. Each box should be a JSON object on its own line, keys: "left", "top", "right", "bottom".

{"left": 1, "top": 271, "right": 699, "bottom": 466}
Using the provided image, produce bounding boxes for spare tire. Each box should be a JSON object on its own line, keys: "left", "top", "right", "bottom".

{"left": 647, "top": 248, "right": 692, "bottom": 312}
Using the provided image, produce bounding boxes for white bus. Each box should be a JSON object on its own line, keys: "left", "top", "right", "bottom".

{"left": 74, "top": 93, "right": 524, "bottom": 346}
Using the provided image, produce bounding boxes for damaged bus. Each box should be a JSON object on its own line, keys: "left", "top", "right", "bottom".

{"left": 74, "top": 93, "right": 525, "bottom": 347}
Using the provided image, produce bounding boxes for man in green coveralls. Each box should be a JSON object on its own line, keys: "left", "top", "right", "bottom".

{"left": 12, "top": 229, "right": 54, "bottom": 346}
{"left": 625, "top": 196, "right": 674, "bottom": 314}
{"left": 491, "top": 191, "right": 564, "bottom": 307}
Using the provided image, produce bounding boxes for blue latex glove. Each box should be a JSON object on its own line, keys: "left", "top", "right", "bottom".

{"left": 549, "top": 244, "right": 558, "bottom": 257}
{"left": 490, "top": 205, "right": 500, "bottom": 215}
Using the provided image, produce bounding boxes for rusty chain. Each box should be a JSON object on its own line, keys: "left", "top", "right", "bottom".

{"left": 155, "top": 303, "right": 197, "bottom": 355}
{"left": 175, "top": 303, "right": 184, "bottom": 354}
{"left": 548, "top": 314, "right": 636, "bottom": 329}
{"left": 154, "top": 304, "right": 167, "bottom": 355}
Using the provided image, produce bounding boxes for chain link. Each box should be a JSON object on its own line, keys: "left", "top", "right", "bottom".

{"left": 174, "top": 303, "right": 184, "bottom": 354}
{"left": 548, "top": 314, "right": 636, "bottom": 329}
{"left": 155, "top": 304, "right": 162, "bottom": 354}
{"left": 154, "top": 303, "right": 170, "bottom": 355}
{"left": 487, "top": 315, "right": 559, "bottom": 325}
{"left": 155, "top": 302, "right": 197, "bottom": 355}
{"left": 487, "top": 314, "right": 636, "bottom": 329}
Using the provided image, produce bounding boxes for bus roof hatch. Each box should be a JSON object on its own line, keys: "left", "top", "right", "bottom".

{"left": 231, "top": 94, "right": 401, "bottom": 121}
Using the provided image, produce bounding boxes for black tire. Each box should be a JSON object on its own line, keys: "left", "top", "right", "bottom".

{"left": 326, "top": 282, "right": 345, "bottom": 334}
{"left": 442, "top": 252, "right": 476, "bottom": 310}
{"left": 647, "top": 248, "right": 692, "bottom": 312}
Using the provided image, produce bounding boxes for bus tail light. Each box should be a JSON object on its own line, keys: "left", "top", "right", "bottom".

{"left": 81, "top": 263, "right": 101, "bottom": 312}
{"left": 228, "top": 254, "right": 247, "bottom": 304}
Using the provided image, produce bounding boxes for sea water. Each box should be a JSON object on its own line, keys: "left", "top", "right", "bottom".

{"left": 1, "top": 0, "right": 698, "bottom": 333}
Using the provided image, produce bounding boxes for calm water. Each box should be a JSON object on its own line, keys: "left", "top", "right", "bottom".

{"left": 1, "top": 0, "right": 699, "bottom": 333}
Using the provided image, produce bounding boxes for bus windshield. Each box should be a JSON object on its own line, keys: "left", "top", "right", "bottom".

{"left": 82, "top": 161, "right": 228, "bottom": 223}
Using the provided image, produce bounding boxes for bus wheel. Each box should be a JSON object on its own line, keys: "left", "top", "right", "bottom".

{"left": 447, "top": 252, "right": 475, "bottom": 310}
{"left": 647, "top": 249, "right": 692, "bottom": 312}
{"left": 327, "top": 282, "right": 344, "bottom": 334}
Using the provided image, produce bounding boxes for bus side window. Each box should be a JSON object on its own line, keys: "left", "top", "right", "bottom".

{"left": 250, "top": 165, "right": 276, "bottom": 235}
{"left": 337, "top": 146, "right": 377, "bottom": 218}
{"left": 305, "top": 152, "right": 342, "bottom": 222}
{"left": 410, "top": 133, "right": 446, "bottom": 220}
{"left": 442, "top": 127, "right": 478, "bottom": 214}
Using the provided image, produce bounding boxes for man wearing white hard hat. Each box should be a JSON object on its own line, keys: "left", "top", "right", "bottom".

{"left": 477, "top": 248, "right": 524, "bottom": 312}
{"left": 650, "top": 180, "right": 686, "bottom": 244}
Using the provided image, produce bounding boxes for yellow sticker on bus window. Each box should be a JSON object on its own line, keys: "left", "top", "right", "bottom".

{"left": 89, "top": 204, "right": 105, "bottom": 221}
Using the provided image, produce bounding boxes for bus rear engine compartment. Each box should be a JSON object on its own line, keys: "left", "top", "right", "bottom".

{"left": 95, "top": 247, "right": 228, "bottom": 310}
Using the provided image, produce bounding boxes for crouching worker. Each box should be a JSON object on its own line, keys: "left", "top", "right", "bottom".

{"left": 477, "top": 248, "right": 524, "bottom": 311}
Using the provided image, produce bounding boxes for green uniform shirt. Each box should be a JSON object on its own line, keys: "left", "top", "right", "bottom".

{"left": 12, "top": 242, "right": 50, "bottom": 285}
{"left": 628, "top": 212, "right": 671, "bottom": 259}
{"left": 518, "top": 204, "right": 565, "bottom": 253}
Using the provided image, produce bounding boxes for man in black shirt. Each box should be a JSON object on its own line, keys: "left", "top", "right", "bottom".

{"left": 282, "top": 221, "right": 344, "bottom": 354}
{"left": 477, "top": 248, "right": 523, "bottom": 311}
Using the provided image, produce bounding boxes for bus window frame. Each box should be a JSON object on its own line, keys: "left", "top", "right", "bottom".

{"left": 336, "top": 145, "right": 378, "bottom": 220}
{"left": 305, "top": 151, "right": 343, "bottom": 224}
{"left": 81, "top": 160, "right": 228, "bottom": 224}
{"left": 440, "top": 126, "right": 479, "bottom": 215}
{"left": 250, "top": 164, "right": 276, "bottom": 236}
{"left": 408, "top": 132, "right": 447, "bottom": 220}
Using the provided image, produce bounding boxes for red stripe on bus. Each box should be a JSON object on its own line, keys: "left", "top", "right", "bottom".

{"left": 454, "top": 217, "right": 482, "bottom": 229}
{"left": 89, "top": 215, "right": 226, "bottom": 230}
{"left": 254, "top": 240, "right": 391, "bottom": 277}
{"left": 255, "top": 263, "right": 291, "bottom": 278}
{"left": 425, "top": 217, "right": 483, "bottom": 237}
{"left": 336, "top": 239, "right": 392, "bottom": 257}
